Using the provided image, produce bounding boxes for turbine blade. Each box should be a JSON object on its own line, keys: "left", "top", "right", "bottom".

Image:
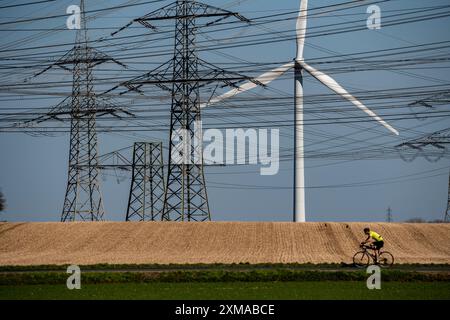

{"left": 201, "top": 62, "right": 294, "bottom": 108}
{"left": 296, "top": 0, "right": 309, "bottom": 60}
{"left": 300, "top": 61, "right": 399, "bottom": 136}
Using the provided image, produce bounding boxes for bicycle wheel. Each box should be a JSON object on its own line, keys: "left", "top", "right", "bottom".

{"left": 353, "top": 251, "right": 370, "bottom": 268}
{"left": 379, "top": 251, "right": 394, "bottom": 268}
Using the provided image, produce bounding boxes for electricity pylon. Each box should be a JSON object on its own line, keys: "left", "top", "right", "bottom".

{"left": 396, "top": 127, "right": 450, "bottom": 163}
{"left": 29, "top": 0, "right": 126, "bottom": 221}
{"left": 386, "top": 207, "right": 393, "bottom": 223}
{"left": 94, "top": 143, "right": 225, "bottom": 220}
{"left": 109, "top": 0, "right": 260, "bottom": 221}
{"left": 126, "top": 142, "right": 165, "bottom": 221}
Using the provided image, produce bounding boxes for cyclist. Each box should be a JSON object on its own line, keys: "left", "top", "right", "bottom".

{"left": 361, "top": 227, "right": 384, "bottom": 261}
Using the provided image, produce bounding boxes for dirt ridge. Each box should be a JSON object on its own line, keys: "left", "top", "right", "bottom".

{"left": 0, "top": 222, "right": 448, "bottom": 265}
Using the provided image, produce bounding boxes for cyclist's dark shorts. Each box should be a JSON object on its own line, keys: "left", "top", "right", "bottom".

{"left": 373, "top": 241, "right": 384, "bottom": 249}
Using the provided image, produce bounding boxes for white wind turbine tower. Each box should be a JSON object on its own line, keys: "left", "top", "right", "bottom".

{"left": 202, "top": 0, "right": 399, "bottom": 222}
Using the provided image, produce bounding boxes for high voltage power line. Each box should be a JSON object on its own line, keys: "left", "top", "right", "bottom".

{"left": 0, "top": 0, "right": 449, "bottom": 220}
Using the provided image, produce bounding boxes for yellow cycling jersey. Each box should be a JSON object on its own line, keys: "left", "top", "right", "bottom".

{"left": 370, "top": 231, "right": 383, "bottom": 242}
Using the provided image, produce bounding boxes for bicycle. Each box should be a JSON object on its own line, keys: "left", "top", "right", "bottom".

{"left": 353, "top": 243, "right": 394, "bottom": 268}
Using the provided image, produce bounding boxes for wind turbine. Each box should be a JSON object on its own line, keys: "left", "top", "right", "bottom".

{"left": 202, "top": 0, "right": 399, "bottom": 222}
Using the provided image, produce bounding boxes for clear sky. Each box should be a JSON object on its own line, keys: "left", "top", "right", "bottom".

{"left": 0, "top": 0, "right": 449, "bottom": 222}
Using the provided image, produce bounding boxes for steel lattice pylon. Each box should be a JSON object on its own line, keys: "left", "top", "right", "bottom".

{"left": 62, "top": 1, "right": 103, "bottom": 221}
{"left": 163, "top": 0, "right": 209, "bottom": 221}
{"left": 58, "top": 1, "right": 126, "bottom": 221}
{"left": 110, "top": 0, "right": 255, "bottom": 221}
{"left": 26, "top": 0, "right": 126, "bottom": 221}
{"left": 126, "top": 142, "right": 165, "bottom": 221}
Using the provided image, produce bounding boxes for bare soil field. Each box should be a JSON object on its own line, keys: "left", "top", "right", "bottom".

{"left": 0, "top": 222, "right": 448, "bottom": 266}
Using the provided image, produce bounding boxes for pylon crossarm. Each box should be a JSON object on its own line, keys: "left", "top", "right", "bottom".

{"left": 136, "top": 1, "right": 248, "bottom": 23}
{"left": 16, "top": 97, "right": 71, "bottom": 126}
{"left": 29, "top": 48, "right": 75, "bottom": 79}
{"left": 96, "top": 99, "right": 135, "bottom": 118}
{"left": 90, "top": 47, "right": 127, "bottom": 69}
{"left": 33, "top": 46, "right": 126, "bottom": 80}
{"left": 111, "top": 0, "right": 250, "bottom": 37}
{"left": 396, "top": 127, "right": 450, "bottom": 149}
{"left": 16, "top": 105, "right": 133, "bottom": 128}
{"left": 198, "top": 59, "right": 264, "bottom": 89}
{"left": 53, "top": 47, "right": 127, "bottom": 69}
{"left": 110, "top": 1, "right": 177, "bottom": 36}
{"left": 108, "top": 60, "right": 174, "bottom": 95}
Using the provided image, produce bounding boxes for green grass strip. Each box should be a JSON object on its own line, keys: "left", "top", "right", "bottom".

{"left": 0, "top": 269, "right": 449, "bottom": 286}
{"left": 1, "top": 281, "right": 449, "bottom": 300}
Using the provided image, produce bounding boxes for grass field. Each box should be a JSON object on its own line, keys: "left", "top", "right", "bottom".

{"left": 1, "top": 264, "right": 448, "bottom": 300}
{"left": 1, "top": 281, "right": 449, "bottom": 300}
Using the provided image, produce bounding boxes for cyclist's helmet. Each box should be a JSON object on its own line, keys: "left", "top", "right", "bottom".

{"left": 364, "top": 227, "right": 370, "bottom": 233}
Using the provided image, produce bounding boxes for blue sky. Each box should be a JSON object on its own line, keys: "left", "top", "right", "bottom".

{"left": 0, "top": 0, "right": 449, "bottom": 222}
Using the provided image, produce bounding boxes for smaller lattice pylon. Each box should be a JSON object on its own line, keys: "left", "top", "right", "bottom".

{"left": 126, "top": 142, "right": 165, "bottom": 221}
{"left": 386, "top": 207, "right": 393, "bottom": 223}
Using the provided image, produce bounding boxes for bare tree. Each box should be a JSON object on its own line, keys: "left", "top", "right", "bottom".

{"left": 0, "top": 191, "right": 5, "bottom": 212}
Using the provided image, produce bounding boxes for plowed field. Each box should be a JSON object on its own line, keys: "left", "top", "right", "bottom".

{"left": 0, "top": 222, "right": 448, "bottom": 265}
